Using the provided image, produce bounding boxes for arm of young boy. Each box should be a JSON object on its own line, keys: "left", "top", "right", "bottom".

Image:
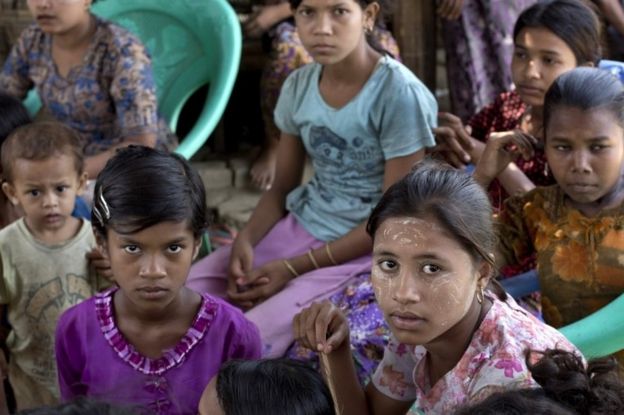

{"left": 293, "top": 301, "right": 412, "bottom": 415}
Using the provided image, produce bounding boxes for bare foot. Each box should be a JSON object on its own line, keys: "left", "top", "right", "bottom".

{"left": 250, "top": 145, "right": 277, "bottom": 190}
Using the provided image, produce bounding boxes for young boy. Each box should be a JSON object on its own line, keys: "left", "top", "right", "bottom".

{"left": 0, "top": 122, "right": 105, "bottom": 409}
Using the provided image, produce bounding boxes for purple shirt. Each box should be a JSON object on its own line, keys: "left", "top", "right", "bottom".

{"left": 55, "top": 288, "right": 261, "bottom": 414}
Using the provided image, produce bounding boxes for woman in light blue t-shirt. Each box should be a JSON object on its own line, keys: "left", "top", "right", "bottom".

{"left": 187, "top": 0, "right": 437, "bottom": 360}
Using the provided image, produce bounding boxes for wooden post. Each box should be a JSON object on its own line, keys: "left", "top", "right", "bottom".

{"left": 393, "top": 0, "right": 437, "bottom": 92}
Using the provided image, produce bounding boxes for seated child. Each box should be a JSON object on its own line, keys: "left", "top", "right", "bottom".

{"left": 243, "top": 0, "right": 401, "bottom": 189}
{"left": 294, "top": 161, "right": 579, "bottom": 414}
{"left": 0, "top": 93, "right": 30, "bottom": 228}
{"left": 55, "top": 146, "right": 262, "bottom": 414}
{"left": 474, "top": 68, "right": 624, "bottom": 360}
{"left": 188, "top": 0, "right": 436, "bottom": 360}
{"left": 435, "top": 0, "right": 601, "bottom": 212}
{"left": 199, "top": 358, "right": 335, "bottom": 415}
{"left": 455, "top": 349, "right": 624, "bottom": 415}
{"left": 0, "top": 122, "right": 105, "bottom": 410}
{"left": 0, "top": 0, "right": 176, "bottom": 178}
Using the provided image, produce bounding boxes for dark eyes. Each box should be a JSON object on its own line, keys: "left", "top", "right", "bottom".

{"left": 167, "top": 245, "right": 182, "bottom": 253}
{"left": 123, "top": 244, "right": 183, "bottom": 254}
{"left": 377, "top": 260, "right": 442, "bottom": 275}
{"left": 124, "top": 245, "right": 140, "bottom": 254}
{"left": 379, "top": 260, "right": 397, "bottom": 272}
{"left": 422, "top": 264, "right": 441, "bottom": 274}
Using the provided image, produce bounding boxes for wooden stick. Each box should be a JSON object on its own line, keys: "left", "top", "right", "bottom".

{"left": 320, "top": 351, "right": 342, "bottom": 415}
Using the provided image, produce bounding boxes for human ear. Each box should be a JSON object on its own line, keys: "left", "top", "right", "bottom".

{"left": 579, "top": 61, "right": 595, "bottom": 68}
{"left": 192, "top": 237, "right": 202, "bottom": 261}
{"left": 76, "top": 173, "right": 89, "bottom": 195}
{"left": 476, "top": 259, "right": 494, "bottom": 290}
{"left": 94, "top": 229, "right": 110, "bottom": 260}
{"left": 362, "top": 2, "right": 380, "bottom": 31}
{"left": 2, "top": 182, "right": 18, "bottom": 206}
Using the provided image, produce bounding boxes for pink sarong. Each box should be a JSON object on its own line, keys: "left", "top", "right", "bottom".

{"left": 187, "top": 214, "right": 371, "bottom": 357}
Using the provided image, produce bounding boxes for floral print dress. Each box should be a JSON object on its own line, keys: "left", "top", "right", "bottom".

{"left": 0, "top": 17, "right": 176, "bottom": 156}
{"left": 372, "top": 291, "right": 578, "bottom": 414}
{"left": 498, "top": 185, "right": 624, "bottom": 330}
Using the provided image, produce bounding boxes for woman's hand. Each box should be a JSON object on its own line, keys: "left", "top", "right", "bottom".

{"left": 293, "top": 300, "right": 349, "bottom": 354}
{"left": 437, "top": 0, "right": 464, "bottom": 20}
{"left": 473, "top": 130, "right": 537, "bottom": 188}
{"left": 228, "top": 259, "right": 293, "bottom": 310}
{"left": 432, "top": 112, "right": 476, "bottom": 168}
{"left": 244, "top": 4, "right": 287, "bottom": 38}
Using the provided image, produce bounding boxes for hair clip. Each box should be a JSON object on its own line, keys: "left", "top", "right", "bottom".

{"left": 93, "top": 187, "right": 110, "bottom": 225}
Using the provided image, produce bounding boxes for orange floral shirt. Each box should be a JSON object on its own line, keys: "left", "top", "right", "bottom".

{"left": 498, "top": 185, "right": 624, "bottom": 328}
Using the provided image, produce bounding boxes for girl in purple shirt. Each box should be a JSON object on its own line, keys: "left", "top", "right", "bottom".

{"left": 55, "top": 146, "right": 262, "bottom": 414}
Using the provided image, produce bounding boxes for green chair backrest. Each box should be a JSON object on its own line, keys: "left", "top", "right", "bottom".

{"left": 90, "top": 0, "right": 241, "bottom": 158}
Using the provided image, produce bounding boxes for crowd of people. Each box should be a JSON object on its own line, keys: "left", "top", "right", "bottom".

{"left": 0, "top": 0, "right": 623, "bottom": 414}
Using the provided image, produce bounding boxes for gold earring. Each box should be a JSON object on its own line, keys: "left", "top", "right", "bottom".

{"left": 476, "top": 286, "right": 485, "bottom": 304}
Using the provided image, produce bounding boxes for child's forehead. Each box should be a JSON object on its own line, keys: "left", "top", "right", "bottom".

{"left": 107, "top": 220, "right": 196, "bottom": 241}
{"left": 10, "top": 154, "right": 81, "bottom": 182}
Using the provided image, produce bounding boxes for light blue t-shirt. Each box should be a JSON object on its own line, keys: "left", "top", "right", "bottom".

{"left": 274, "top": 56, "right": 437, "bottom": 241}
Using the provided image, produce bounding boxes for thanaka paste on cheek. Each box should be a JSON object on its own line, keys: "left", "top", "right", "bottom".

{"left": 371, "top": 266, "right": 396, "bottom": 305}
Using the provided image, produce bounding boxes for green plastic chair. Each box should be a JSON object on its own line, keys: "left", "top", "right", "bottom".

{"left": 559, "top": 293, "right": 624, "bottom": 358}
{"left": 25, "top": 0, "right": 242, "bottom": 159}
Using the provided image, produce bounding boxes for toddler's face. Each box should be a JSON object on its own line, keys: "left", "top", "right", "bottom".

{"left": 2, "top": 154, "right": 86, "bottom": 237}
{"left": 545, "top": 106, "right": 624, "bottom": 206}
{"left": 100, "top": 220, "right": 200, "bottom": 315}
{"left": 371, "top": 216, "right": 486, "bottom": 347}
{"left": 511, "top": 27, "right": 578, "bottom": 108}
{"left": 293, "top": 0, "right": 377, "bottom": 66}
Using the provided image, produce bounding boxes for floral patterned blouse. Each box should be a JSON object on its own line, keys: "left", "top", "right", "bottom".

{"left": 498, "top": 185, "right": 624, "bottom": 329}
{"left": 0, "top": 17, "right": 176, "bottom": 156}
{"left": 372, "top": 291, "right": 577, "bottom": 414}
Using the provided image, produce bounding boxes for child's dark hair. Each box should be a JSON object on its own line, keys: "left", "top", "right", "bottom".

{"left": 1, "top": 121, "right": 84, "bottom": 182}
{"left": 514, "top": 0, "right": 602, "bottom": 66}
{"left": 544, "top": 67, "right": 624, "bottom": 135}
{"left": 366, "top": 160, "right": 500, "bottom": 283}
{"left": 0, "top": 92, "right": 30, "bottom": 143}
{"left": 18, "top": 396, "right": 137, "bottom": 415}
{"left": 289, "top": 0, "right": 395, "bottom": 56}
{"left": 455, "top": 349, "right": 624, "bottom": 415}
{"left": 92, "top": 146, "right": 207, "bottom": 238}
{"left": 216, "top": 358, "right": 335, "bottom": 415}
{"left": 288, "top": 0, "right": 394, "bottom": 22}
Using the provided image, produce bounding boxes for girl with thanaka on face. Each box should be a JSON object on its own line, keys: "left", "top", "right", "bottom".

{"left": 187, "top": 0, "right": 437, "bottom": 358}
{"left": 55, "top": 147, "right": 261, "bottom": 414}
{"left": 434, "top": 0, "right": 601, "bottom": 210}
{"left": 294, "top": 161, "right": 578, "bottom": 415}
{"left": 0, "top": 0, "right": 176, "bottom": 178}
{"left": 474, "top": 67, "right": 624, "bottom": 362}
